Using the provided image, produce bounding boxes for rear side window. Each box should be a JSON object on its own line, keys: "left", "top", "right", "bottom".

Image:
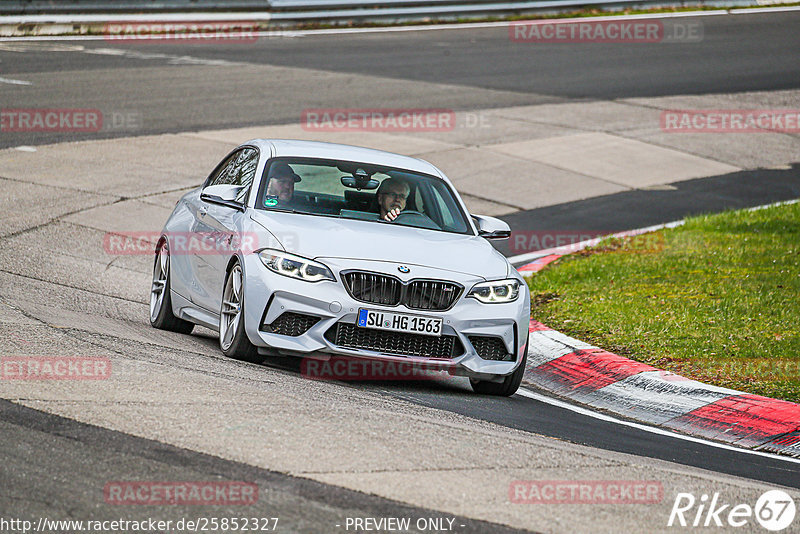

{"left": 206, "top": 147, "right": 259, "bottom": 203}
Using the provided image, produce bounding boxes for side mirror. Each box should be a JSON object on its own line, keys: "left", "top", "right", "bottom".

{"left": 473, "top": 215, "right": 511, "bottom": 240}
{"left": 200, "top": 184, "right": 246, "bottom": 211}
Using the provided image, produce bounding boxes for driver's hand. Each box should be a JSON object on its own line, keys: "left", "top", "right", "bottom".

{"left": 383, "top": 208, "right": 401, "bottom": 221}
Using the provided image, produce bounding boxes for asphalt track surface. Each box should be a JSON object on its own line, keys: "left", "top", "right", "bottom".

{"left": 1, "top": 11, "right": 799, "bottom": 148}
{"left": 1, "top": 10, "right": 799, "bottom": 532}
{"left": 353, "top": 381, "right": 800, "bottom": 489}
{"left": 498, "top": 165, "right": 800, "bottom": 257}
{"left": 0, "top": 400, "right": 522, "bottom": 534}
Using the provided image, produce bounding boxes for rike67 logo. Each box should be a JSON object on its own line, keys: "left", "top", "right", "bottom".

{"left": 668, "top": 490, "right": 796, "bottom": 531}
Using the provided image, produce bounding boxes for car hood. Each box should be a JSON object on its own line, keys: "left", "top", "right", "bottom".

{"left": 249, "top": 211, "right": 509, "bottom": 280}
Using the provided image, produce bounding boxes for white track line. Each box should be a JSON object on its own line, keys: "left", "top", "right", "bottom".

{"left": 511, "top": 198, "right": 800, "bottom": 267}
{"left": 509, "top": 220, "right": 685, "bottom": 266}
{"left": 516, "top": 387, "right": 800, "bottom": 465}
{"left": 0, "top": 76, "right": 32, "bottom": 85}
{"left": 730, "top": 5, "right": 800, "bottom": 13}
{"left": 746, "top": 198, "right": 800, "bottom": 211}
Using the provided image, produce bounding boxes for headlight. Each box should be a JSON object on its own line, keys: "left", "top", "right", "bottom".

{"left": 258, "top": 249, "right": 334, "bottom": 282}
{"left": 467, "top": 279, "right": 520, "bottom": 304}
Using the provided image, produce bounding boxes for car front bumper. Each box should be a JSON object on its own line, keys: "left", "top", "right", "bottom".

{"left": 240, "top": 254, "right": 530, "bottom": 380}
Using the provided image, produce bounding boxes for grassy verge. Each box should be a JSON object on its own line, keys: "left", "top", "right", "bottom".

{"left": 280, "top": 2, "right": 800, "bottom": 30}
{"left": 46, "top": 3, "right": 800, "bottom": 36}
{"left": 527, "top": 202, "right": 800, "bottom": 403}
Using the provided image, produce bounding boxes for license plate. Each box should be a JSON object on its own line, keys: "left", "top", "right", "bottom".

{"left": 357, "top": 308, "right": 442, "bottom": 337}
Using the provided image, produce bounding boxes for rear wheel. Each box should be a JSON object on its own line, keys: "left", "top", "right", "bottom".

{"left": 150, "top": 241, "right": 194, "bottom": 334}
{"left": 219, "top": 262, "right": 261, "bottom": 363}
{"left": 470, "top": 343, "right": 528, "bottom": 396}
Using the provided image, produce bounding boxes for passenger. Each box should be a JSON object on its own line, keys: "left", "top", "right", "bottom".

{"left": 377, "top": 177, "right": 411, "bottom": 221}
{"left": 265, "top": 162, "right": 301, "bottom": 203}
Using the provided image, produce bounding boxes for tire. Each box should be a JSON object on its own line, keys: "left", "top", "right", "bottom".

{"left": 470, "top": 342, "right": 528, "bottom": 396}
{"left": 150, "top": 241, "right": 194, "bottom": 334}
{"left": 219, "top": 261, "right": 261, "bottom": 364}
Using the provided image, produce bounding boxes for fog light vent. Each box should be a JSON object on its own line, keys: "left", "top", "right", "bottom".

{"left": 262, "top": 312, "right": 319, "bottom": 336}
{"left": 468, "top": 336, "right": 514, "bottom": 361}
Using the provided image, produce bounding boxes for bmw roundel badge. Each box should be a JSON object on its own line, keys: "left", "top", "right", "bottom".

{"left": 398, "top": 265, "right": 410, "bottom": 273}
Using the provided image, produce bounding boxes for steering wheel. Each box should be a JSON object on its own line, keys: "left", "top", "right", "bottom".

{"left": 390, "top": 210, "right": 441, "bottom": 230}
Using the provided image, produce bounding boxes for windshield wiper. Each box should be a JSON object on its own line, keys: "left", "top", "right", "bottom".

{"left": 263, "top": 206, "right": 309, "bottom": 215}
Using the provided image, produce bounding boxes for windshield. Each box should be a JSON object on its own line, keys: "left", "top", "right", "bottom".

{"left": 256, "top": 157, "right": 473, "bottom": 235}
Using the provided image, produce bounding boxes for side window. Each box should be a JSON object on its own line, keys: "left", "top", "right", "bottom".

{"left": 234, "top": 148, "right": 259, "bottom": 203}
{"left": 207, "top": 153, "right": 238, "bottom": 187}
{"left": 206, "top": 148, "right": 259, "bottom": 204}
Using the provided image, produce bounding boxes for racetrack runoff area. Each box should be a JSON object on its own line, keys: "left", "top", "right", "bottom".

{"left": 1, "top": 61, "right": 799, "bottom": 532}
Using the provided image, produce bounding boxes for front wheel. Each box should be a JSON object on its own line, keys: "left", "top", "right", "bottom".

{"left": 150, "top": 241, "right": 194, "bottom": 334}
{"left": 470, "top": 343, "right": 528, "bottom": 396}
{"left": 219, "top": 262, "right": 261, "bottom": 364}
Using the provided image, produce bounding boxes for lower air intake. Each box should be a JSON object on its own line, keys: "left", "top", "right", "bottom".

{"left": 262, "top": 312, "right": 320, "bottom": 337}
{"left": 468, "top": 336, "right": 514, "bottom": 361}
{"left": 325, "top": 322, "right": 463, "bottom": 359}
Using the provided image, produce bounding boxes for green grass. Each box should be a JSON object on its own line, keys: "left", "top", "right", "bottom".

{"left": 528, "top": 202, "right": 800, "bottom": 403}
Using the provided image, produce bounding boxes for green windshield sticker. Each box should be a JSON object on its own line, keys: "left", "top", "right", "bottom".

{"left": 264, "top": 196, "right": 278, "bottom": 207}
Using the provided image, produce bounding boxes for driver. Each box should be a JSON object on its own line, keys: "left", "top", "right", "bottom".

{"left": 265, "top": 162, "right": 301, "bottom": 203}
{"left": 377, "top": 177, "right": 410, "bottom": 221}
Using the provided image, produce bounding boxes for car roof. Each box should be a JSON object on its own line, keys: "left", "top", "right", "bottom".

{"left": 244, "top": 139, "right": 447, "bottom": 179}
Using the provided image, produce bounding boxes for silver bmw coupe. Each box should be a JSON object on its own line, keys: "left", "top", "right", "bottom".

{"left": 150, "top": 139, "right": 530, "bottom": 395}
